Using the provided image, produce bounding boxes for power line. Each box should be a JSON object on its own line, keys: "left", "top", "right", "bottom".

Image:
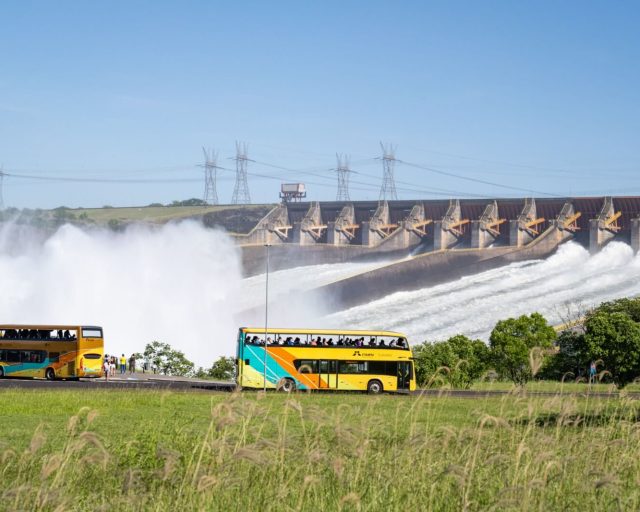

{"left": 231, "top": 141, "right": 251, "bottom": 204}
{"left": 379, "top": 142, "right": 398, "bottom": 201}
{"left": 201, "top": 148, "right": 219, "bottom": 205}
{"left": 398, "top": 160, "right": 560, "bottom": 197}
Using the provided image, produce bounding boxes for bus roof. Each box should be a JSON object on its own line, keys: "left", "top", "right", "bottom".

{"left": 0, "top": 324, "right": 102, "bottom": 330}
{"left": 240, "top": 327, "right": 407, "bottom": 338}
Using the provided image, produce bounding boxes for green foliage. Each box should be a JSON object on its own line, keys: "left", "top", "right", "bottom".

{"left": 413, "top": 335, "right": 490, "bottom": 388}
{"left": 107, "top": 218, "right": 123, "bottom": 231}
{"left": 539, "top": 330, "right": 589, "bottom": 381}
{"left": 170, "top": 198, "right": 208, "bottom": 207}
{"left": 195, "top": 356, "right": 236, "bottom": 380}
{"left": 588, "top": 297, "right": 640, "bottom": 323}
{"left": 584, "top": 311, "right": 640, "bottom": 387}
{"left": 489, "top": 313, "right": 556, "bottom": 385}
{"left": 143, "top": 341, "right": 195, "bottom": 377}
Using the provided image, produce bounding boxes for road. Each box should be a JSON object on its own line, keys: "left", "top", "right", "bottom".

{"left": 0, "top": 376, "right": 636, "bottom": 399}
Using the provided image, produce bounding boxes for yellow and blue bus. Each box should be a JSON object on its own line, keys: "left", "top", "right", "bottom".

{"left": 236, "top": 328, "right": 415, "bottom": 393}
{"left": 0, "top": 325, "right": 104, "bottom": 380}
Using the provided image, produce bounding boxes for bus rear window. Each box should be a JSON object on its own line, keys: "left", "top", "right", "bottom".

{"left": 82, "top": 328, "right": 103, "bottom": 338}
{"left": 84, "top": 353, "right": 102, "bottom": 359}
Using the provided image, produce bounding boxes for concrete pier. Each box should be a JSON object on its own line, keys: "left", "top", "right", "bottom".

{"left": 589, "top": 197, "right": 621, "bottom": 253}
{"left": 233, "top": 196, "right": 640, "bottom": 274}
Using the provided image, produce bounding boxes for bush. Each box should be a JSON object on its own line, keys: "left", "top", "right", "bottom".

{"left": 584, "top": 311, "right": 640, "bottom": 387}
{"left": 143, "top": 341, "right": 195, "bottom": 377}
{"left": 539, "top": 330, "right": 589, "bottom": 381}
{"left": 413, "top": 335, "right": 490, "bottom": 388}
{"left": 489, "top": 313, "right": 556, "bottom": 385}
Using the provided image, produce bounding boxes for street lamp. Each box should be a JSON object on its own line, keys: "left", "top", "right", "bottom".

{"left": 263, "top": 243, "right": 270, "bottom": 392}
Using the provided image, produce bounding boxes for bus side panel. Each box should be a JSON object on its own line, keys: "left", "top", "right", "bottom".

{"left": 239, "top": 346, "right": 318, "bottom": 390}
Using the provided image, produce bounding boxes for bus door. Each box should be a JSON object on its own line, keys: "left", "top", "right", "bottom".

{"left": 397, "top": 361, "right": 411, "bottom": 391}
{"left": 318, "top": 360, "right": 338, "bottom": 389}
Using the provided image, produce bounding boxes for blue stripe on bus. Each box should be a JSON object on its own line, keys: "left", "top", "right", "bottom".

{"left": 243, "top": 346, "right": 308, "bottom": 389}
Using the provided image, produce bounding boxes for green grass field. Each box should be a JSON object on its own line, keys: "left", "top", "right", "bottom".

{"left": 72, "top": 205, "right": 270, "bottom": 224}
{"left": 2, "top": 388, "right": 640, "bottom": 511}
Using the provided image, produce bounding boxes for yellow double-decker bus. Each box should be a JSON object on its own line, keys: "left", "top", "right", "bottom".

{"left": 236, "top": 328, "right": 415, "bottom": 394}
{"left": 0, "top": 325, "right": 104, "bottom": 380}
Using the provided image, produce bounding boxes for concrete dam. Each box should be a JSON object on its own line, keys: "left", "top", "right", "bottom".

{"left": 236, "top": 196, "right": 640, "bottom": 313}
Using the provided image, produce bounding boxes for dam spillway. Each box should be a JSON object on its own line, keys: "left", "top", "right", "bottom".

{"left": 238, "top": 196, "right": 640, "bottom": 275}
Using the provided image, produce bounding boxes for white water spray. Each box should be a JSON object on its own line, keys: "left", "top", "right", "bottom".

{"left": 0, "top": 221, "right": 243, "bottom": 366}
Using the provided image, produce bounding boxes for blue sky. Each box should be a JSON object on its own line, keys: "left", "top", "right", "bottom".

{"left": 0, "top": 1, "right": 638, "bottom": 208}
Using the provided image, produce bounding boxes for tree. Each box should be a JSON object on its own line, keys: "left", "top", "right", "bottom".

{"left": 584, "top": 312, "right": 640, "bottom": 387}
{"left": 195, "top": 356, "right": 236, "bottom": 381}
{"left": 538, "top": 330, "right": 589, "bottom": 381}
{"left": 489, "top": 313, "right": 556, "bottom": 385}
{"left": 587, "top": 298, "right": 640, "bottom": 324}
{"left": 143, "top": 341, "right": 195, "bottom": 377}
{"left": 170, "top": 198, "right": 208, "bottom": 207}
{"left": 412, "top": 335, "right": 490, "bottom": 388}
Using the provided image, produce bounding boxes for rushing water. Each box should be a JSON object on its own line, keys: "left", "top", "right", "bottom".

{"left": 326, "top": 241, "right": 640, "bottom": 342}
{"left": 2, "top": 218, "right": 638, "bottom": 364}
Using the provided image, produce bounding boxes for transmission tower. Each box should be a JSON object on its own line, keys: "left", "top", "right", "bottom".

{"left": 379, "top": 142, "right": 398, "bottom": 201}
{"left": 0, "top": 167, "right": 5, "bottom": 211}
{"left": 231, "top": 141, "right": 251, "bottom": 204}
{"left": 201, "top": 147, "right": 219, "bottom": 205}
{"left": 335, "top": 153, "right": 351, "bottom": 201}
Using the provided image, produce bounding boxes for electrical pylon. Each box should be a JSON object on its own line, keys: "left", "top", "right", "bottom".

{"left": 231, "top": 141, "right": 251, "bottom": 204}
{"left": 379, "top": 142, "right": 398, "bottom": 201}
{"left": 336, "top": 153, "right": 351, "bottom": 201}
{"left": 201, "top": 148, "right": 219, "bottom": 205}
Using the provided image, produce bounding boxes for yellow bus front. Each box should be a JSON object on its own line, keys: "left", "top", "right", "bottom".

{"left": 77, "top": 326, "right": 104, "bottom": 378}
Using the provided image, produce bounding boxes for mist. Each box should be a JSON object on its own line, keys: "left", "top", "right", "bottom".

{"left": 0, "top": 220, "right": 243, "bottom": 366}
{"left": 4, "top": 219, "right": 639, "bottom": 365}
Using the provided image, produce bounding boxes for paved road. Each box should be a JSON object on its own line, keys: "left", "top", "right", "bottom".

{"left": 0, "top": 374, "right": 236, "bottom": 391}
{"left": 1, "top": 377, "right": 636, "bottom": 399}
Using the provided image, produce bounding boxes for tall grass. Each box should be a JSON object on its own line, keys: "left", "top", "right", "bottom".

{"left": 1, "top": 388, "right": 640, "bottom": 511}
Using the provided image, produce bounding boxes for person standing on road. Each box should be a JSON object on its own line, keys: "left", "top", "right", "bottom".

{"left": 128, "top": 354, "right": 136, "bottom": 374}
{"left": 103, "top": 358, "right": 110, "bottom": 381}
{"left": 143, "top": 355, "right": 149, "bottom": 374}
{"left": 119, "top": 354, "right": 127, "bottom": 374}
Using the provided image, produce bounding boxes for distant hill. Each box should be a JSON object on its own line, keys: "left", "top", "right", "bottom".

{"left": 0, "top": 203, "right": 275, "bottom": 235}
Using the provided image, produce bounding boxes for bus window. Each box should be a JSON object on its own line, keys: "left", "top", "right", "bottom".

{"left": 6, "top": 350, "right": 20, "bottom": 363}
{"left": 0, "top": 349, "right": 4, "bottom": 361}
{"left": 339, "top": 361, "right": 367, "bottom": 374}
{"left": 294, "top": 360, "right": 318, "bottom": 373}
{"left": 82, "top": 328, "right": 103, "bottom": 338}
{"left": 20, "top": 351, "right": 46, "bottom": 363}
{"left": 83, "top": 353, "right": 102, "bottom": 360}
{"left": 49, "top": 352, "right": 60, "bottom": 362}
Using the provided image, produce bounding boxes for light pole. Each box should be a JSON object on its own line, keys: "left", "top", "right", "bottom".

{"left": 263, "top": 243, "right": 270, "bottom": 391}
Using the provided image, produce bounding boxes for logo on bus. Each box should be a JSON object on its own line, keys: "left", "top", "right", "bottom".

{"left": 352, "top": 351, "right": 373, "bottom": 357}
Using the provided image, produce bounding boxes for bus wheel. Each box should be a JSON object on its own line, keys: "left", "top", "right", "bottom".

{"left": 367, "top": 380, "right": 383, "bottom": 394}
{"left": 277, "top": 378, "right": 296, "bottom": 393}
{"left": 45, "top": 368, "right": 56, "bottom": 381}
{"left": 0, "top": 367, "right": 4, "bottom": 378}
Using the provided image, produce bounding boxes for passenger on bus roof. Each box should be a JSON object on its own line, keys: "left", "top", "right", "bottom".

{"left": 379, "top": 339, "right": 386, "bottom": 347}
